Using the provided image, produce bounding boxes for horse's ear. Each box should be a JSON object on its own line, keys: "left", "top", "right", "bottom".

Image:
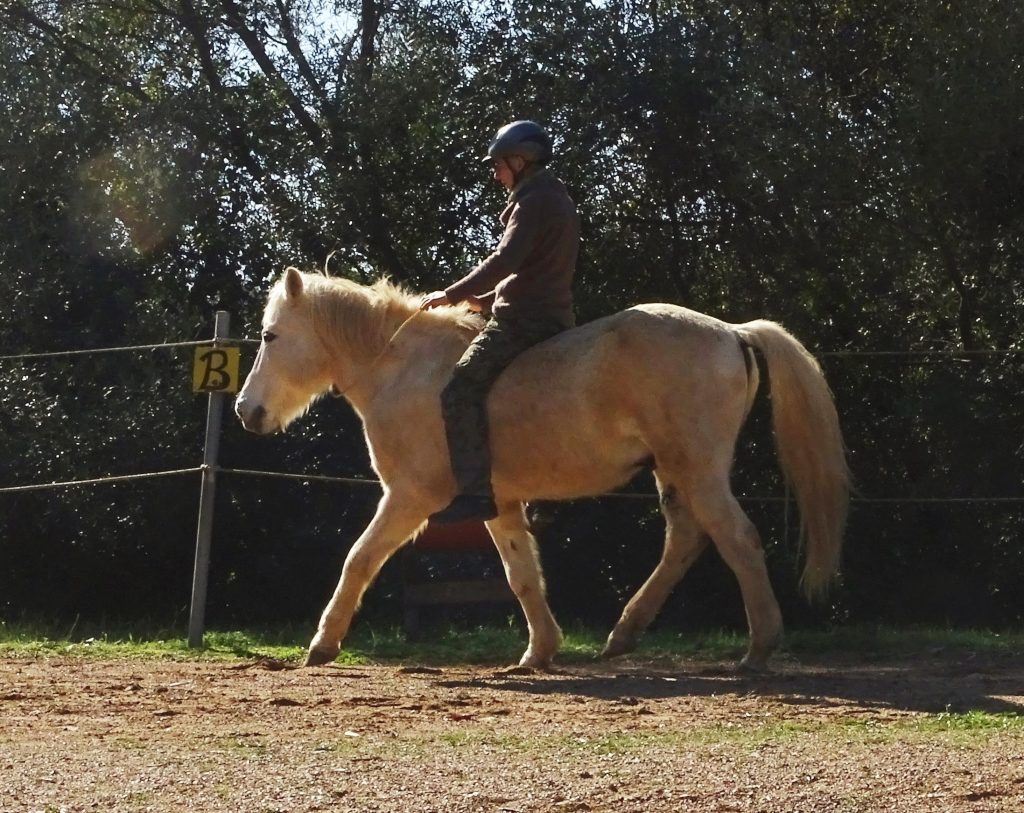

{"left": 284, "top": 266, "right": 304, "bottom": 300}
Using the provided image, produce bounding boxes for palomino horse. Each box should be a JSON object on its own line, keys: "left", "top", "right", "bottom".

{"left": 235, "top": 267, "right": 849, "bottom": 670}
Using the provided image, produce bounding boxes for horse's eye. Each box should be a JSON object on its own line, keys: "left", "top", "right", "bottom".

{"left": 263, "top": 331, "right": 277, "bottom": 343}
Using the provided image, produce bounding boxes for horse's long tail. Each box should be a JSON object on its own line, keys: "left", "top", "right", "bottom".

{"left": 735, "top": 320, "right": 850, "bottom": 599}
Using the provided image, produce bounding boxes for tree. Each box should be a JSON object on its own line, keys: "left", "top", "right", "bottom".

{"left": 2, "top": 0, "right": 1022, "bottom": 630}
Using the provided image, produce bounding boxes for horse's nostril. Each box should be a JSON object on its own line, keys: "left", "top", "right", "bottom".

{"left": 239, "top": 403, "right": 266, "bottom": 433}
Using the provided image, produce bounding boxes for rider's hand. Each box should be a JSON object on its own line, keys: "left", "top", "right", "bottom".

{"left": 419, "top": 291, "right": 451, "bottom": 310}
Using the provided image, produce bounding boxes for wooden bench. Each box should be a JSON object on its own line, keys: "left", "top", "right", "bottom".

{"left": 402, "top": 520, "right": 515, "bottom": 638}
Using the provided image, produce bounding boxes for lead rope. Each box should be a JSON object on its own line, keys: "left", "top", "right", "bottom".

{"left": 330, "top": 308, "right": 423, "bottom": 399}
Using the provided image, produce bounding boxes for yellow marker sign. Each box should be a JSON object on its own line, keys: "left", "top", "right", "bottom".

{"left": 193, "top": 346, "right": 241, "bottom": 394}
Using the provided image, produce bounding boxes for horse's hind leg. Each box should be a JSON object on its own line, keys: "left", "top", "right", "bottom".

{"left": 602, "top": 477, "right": 709, "bottom": 658}
{"left": 486, "top": 504, "right": 562, "bottom": 669}
{"left": 686, "top": 475, "right": 783, "bottom": 671}
{"left": 306, "top": 492, "right": 426, "bottom": 666}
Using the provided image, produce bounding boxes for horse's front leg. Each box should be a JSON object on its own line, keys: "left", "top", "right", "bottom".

{"left": 486, "top": 503, "right": 562, "bottom": 669}
{"left": 305, "top": 493, "right": 426, "bottom": 666}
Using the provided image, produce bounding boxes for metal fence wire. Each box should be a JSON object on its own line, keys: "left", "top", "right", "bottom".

{"left": 2, "top": 321, "right": 1023, "bottom": 639}
{"left": 1, "top": 331, "right": 1022, "bottom": 501}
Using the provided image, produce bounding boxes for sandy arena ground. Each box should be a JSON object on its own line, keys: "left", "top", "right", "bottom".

{"left": 2, "top": 652, "right": 1024, "bottom": 812}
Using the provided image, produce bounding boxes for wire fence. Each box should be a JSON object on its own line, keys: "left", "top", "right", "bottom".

{"left": 4, "top": 326, "right": 1021, "bottom": 641}
{"left": 1, "top": 334, "right": 1023, "bottom": 504}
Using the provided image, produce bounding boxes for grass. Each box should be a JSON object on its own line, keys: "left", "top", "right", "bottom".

{"left": 916, "top": 710, "right": 1024, "bottom": 734}
{"left": 775, "top": 625, "right": 1024, "bottom": 660}
{"left": 1, "top": 618, "right": 1022, "bottom": 666}
{"left": 0, "top": 621, "right": 327, "bottom": 663}
{"left": 416, "top": 704, "right": 1024, "bottom": 756}
{"left": 326, "top": 713, "right": 1024, "bottom": 759}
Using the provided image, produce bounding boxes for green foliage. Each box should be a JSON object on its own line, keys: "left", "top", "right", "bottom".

{"left": 1, "top": 1, "right": 1022, "bottom": 631}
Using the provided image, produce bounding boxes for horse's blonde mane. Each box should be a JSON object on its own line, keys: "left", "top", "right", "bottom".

{"left": 288, "top": 269, "right": 481, "bottom": 362}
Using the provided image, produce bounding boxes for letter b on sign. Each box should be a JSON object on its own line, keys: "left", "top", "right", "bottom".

{"left": 193, "top": 346, "right": 240, "bottom": 393}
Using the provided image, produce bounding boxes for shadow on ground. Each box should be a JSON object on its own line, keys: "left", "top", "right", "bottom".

{"left": 436, "top": 656, "right": 1024, "bottom": 715}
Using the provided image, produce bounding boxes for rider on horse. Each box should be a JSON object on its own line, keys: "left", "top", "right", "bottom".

{"left": 419, "top": 120, "right": 581, "bottom": 524}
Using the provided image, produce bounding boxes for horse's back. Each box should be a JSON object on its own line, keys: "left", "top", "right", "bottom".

{"left": 496, "top": 302, "right": 744, "bottom": 395}
{"left": 487, "top": 303, "right": 752, "bottom": 500}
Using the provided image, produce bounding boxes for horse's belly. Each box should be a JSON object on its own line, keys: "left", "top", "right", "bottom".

{"left": 489, "top": 411, "right": 648, "bottom": 501}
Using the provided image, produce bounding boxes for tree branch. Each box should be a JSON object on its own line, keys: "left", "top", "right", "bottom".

{"left": 219, "top": 0, "right": 325, "bottom": 148}
{"left": 273, "top": 0, "right": 331, "bottom": 114}
{"left": 175, "top": 0, "right": 330, "bottom": 262}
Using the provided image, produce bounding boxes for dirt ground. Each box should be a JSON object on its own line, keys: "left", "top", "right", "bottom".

{"left": 2, "top": 651, "right": 1023, "bottom": 813}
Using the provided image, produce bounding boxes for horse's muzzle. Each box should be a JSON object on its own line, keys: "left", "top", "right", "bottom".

{"left": 235, "top": 399, "right": 268, "bottom": 434}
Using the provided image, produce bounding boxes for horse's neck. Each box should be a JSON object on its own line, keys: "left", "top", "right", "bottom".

{"left": 380, "top": 309, "right": 473, "bottom": 381}
{"left": 332, "top": 302, "right": 469, "bottom": 411}
{"left": 328, "top": 293, "right": 414, "bottom": 364}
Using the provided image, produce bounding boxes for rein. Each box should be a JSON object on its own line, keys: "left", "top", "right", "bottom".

{"left": 330, "top": 308, "right": 423, "bottom": 399}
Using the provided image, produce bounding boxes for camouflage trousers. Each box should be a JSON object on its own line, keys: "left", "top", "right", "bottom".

{"left": 441, "top": 315, "right": 568, "bottom": 499}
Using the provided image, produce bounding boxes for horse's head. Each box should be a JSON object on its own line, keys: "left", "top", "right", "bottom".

{"left": 235, "top": 267, "right": 335, "bottom": 434}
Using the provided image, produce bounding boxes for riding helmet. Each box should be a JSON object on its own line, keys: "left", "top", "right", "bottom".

{"left": 484, "top": 120, "right": 553, "bottom": 165}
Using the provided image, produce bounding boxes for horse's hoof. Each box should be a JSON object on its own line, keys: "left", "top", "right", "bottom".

{"left": 518, "top": 652, "right": 553, "bottom": 671}
{"left": 495, "top": 665, "right": 537, "bottom": 677}
{"left": 600, "top": 633, "right": 636, "bottom": 659}
{"left": 303, "top": 646, "right": 339, "bottom": 667}
{"left": 735, "top": 657, "right": 771, "bottom": 675}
